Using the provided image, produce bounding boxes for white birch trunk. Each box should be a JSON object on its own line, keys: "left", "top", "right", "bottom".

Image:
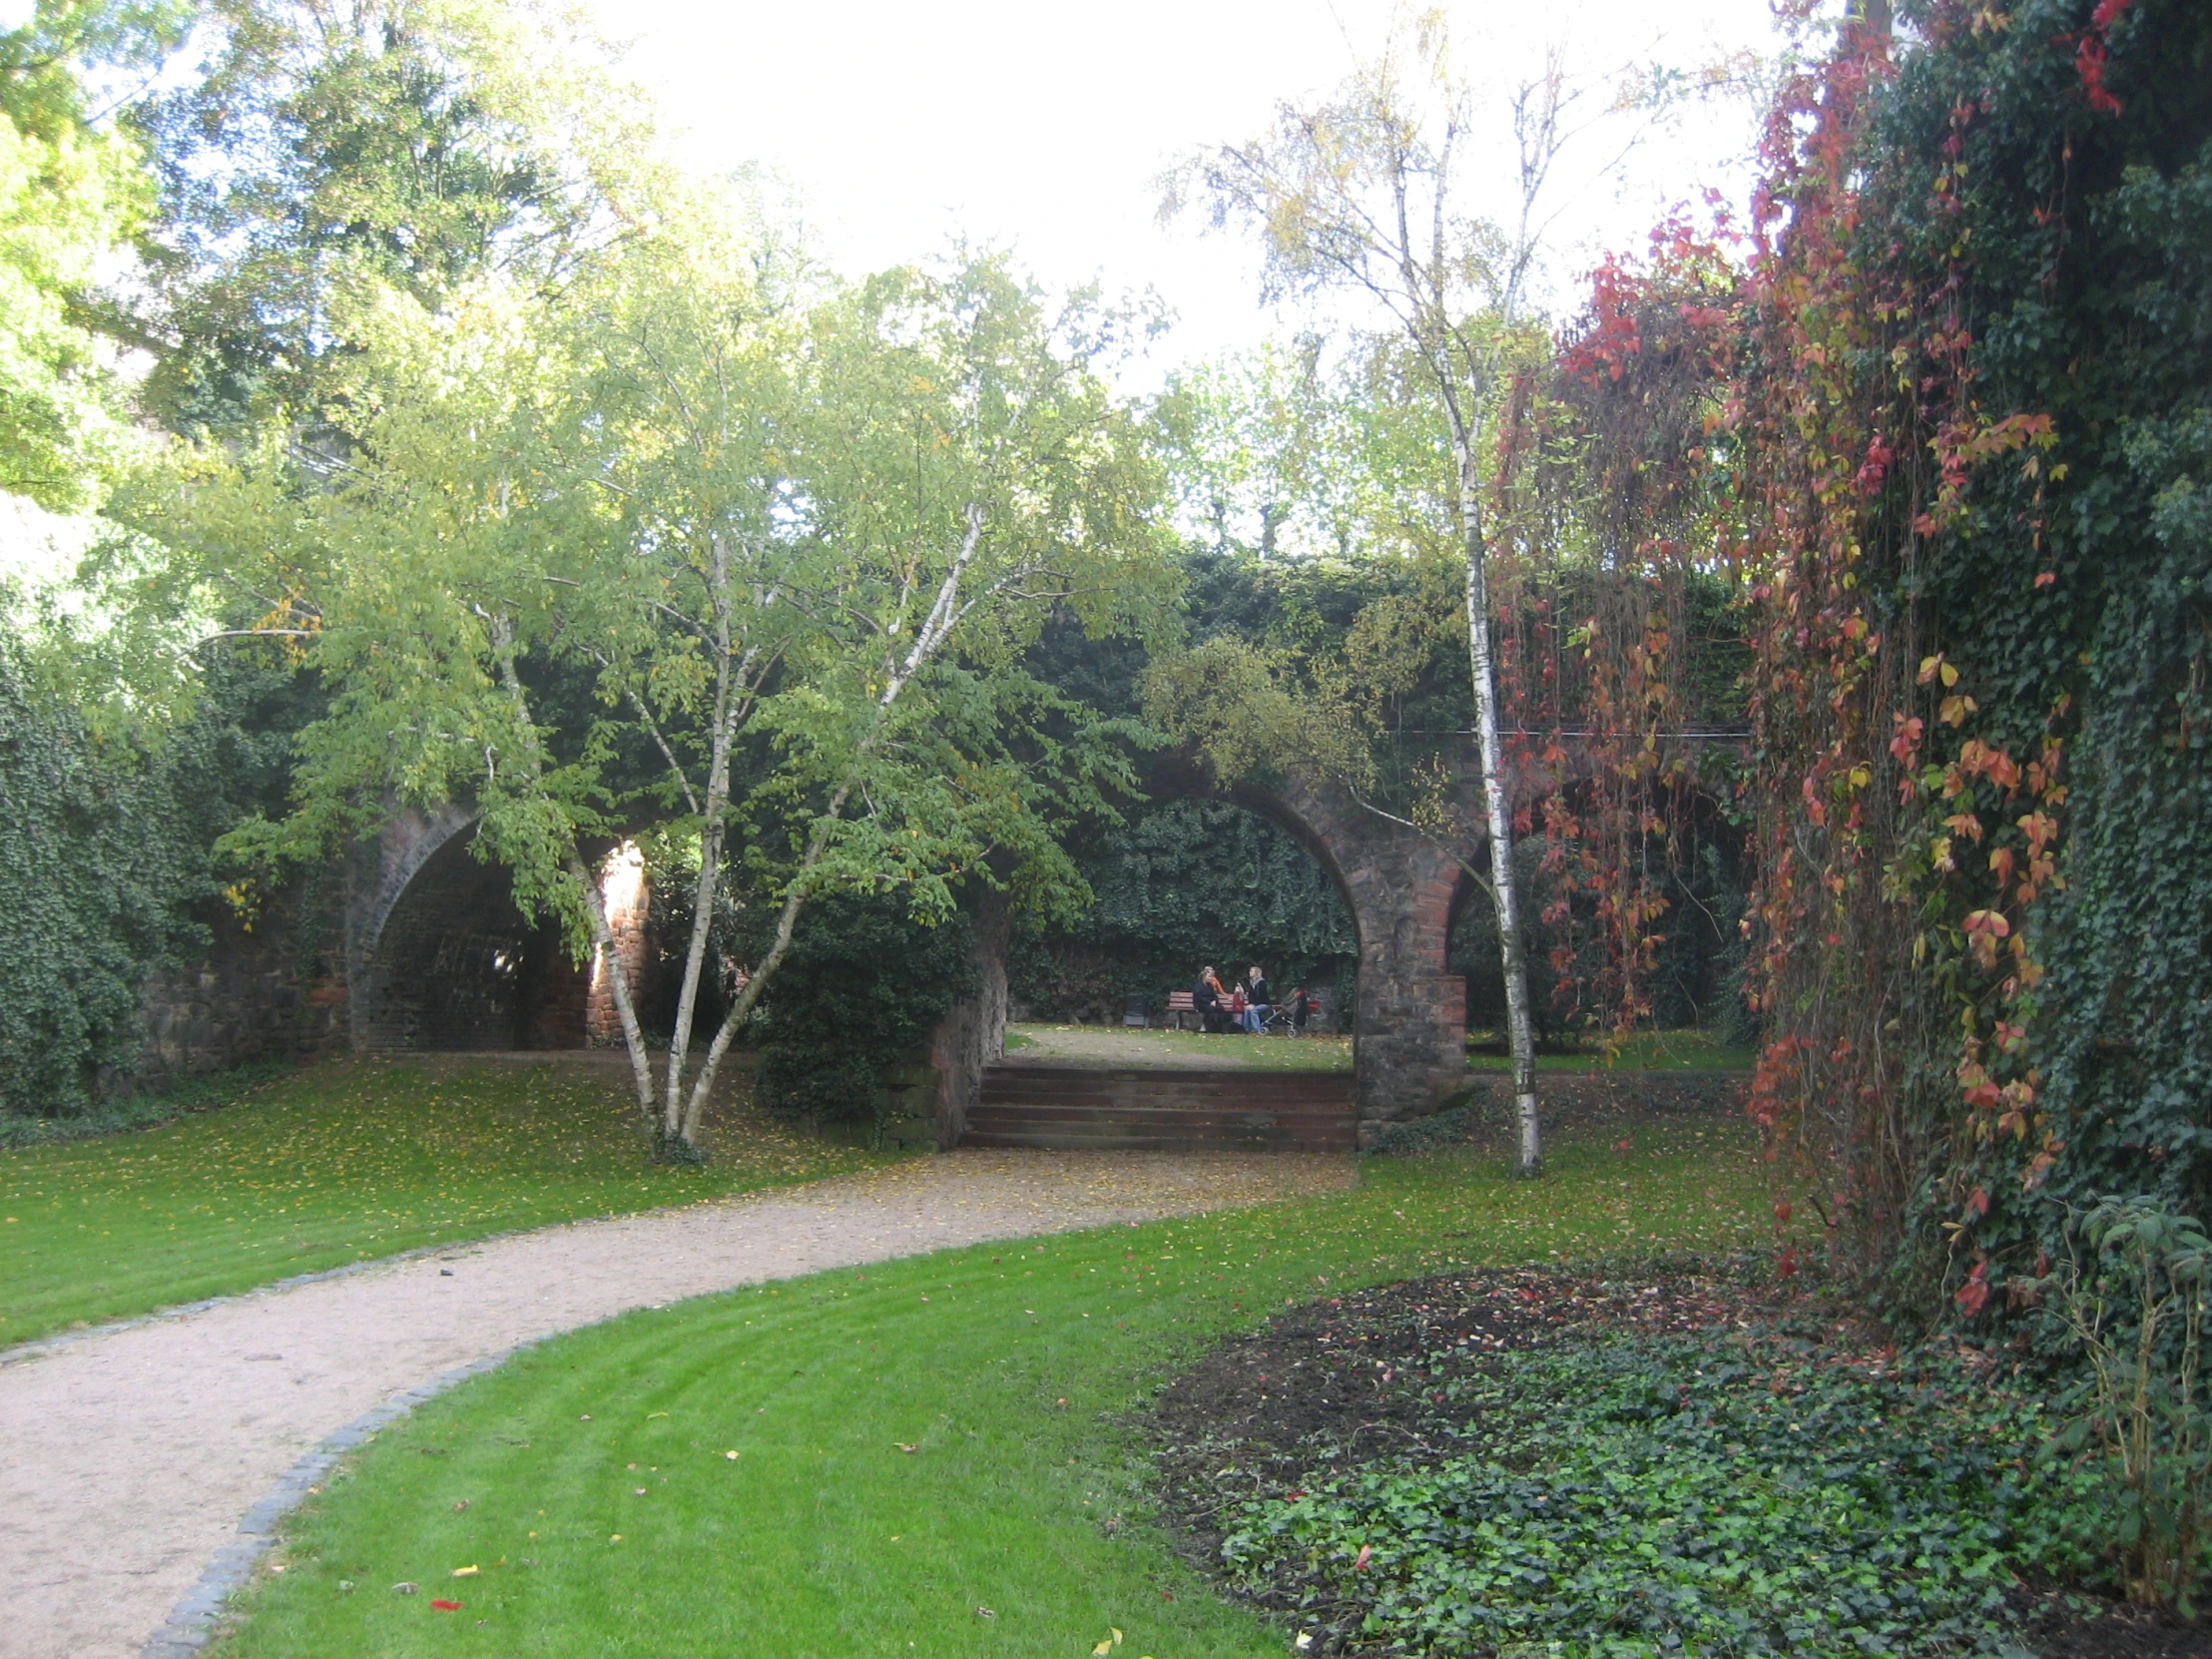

{"left": 1457, "top": 441, "right": 1542, "bottom": 1176}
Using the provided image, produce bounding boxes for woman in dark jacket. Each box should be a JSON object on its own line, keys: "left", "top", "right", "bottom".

{"left": 1194, "top": 965, "right": 1232, "bottom": 1034}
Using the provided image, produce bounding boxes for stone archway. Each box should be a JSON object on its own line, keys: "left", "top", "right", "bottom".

{"left": 1211, "top": 767, "right": 1478, "bottom": 1140}
{"left": 933, "top": 755, "right": 1485, "bottom": 1148}
{"left": 346, "top": 821, "right": 593, "bottom": 1051}
{"left": 341, "top": 806, "right": 643, "bottom": 1053}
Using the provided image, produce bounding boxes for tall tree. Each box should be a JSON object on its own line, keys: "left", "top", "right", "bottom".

{"left": 1171, "top": 30, "right": 1582, "bottom": 1173}
{"left": 130, "top": 238, "right": 1173, "bottom": 1161}
{"left": 0, "top": 0, "right": 183, "bottom": 507}
{"left": 128, "top": 0, "right": 653, "bottom": 432}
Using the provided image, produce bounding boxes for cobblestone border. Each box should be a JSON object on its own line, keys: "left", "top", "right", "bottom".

{"left": 138, "top": 1343, "right": 536, "bottom": 1658}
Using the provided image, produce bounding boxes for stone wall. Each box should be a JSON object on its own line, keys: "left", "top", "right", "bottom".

{"left": 132, "top": 881, "right": 348, "bottom": 1087}
{"left": 925, "top": 889, "right": 1010, "bottom": 1147}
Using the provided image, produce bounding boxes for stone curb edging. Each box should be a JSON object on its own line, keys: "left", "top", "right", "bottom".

{"left": 138, "top": 1343, "right": 536, "bottom": 1658}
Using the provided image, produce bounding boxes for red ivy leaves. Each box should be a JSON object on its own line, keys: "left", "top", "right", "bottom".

{"left": 2070, "top": 0, "right": 2136, "bottom": 116}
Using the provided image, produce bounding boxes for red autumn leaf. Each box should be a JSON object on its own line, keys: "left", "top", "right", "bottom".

{"left": 1964, "top": 1186, "right": 1989, "bottom": 1221}
{"left": 1954, "top": 1261, "right": 1990, "bottom": 1316}
{"left": 1355, "top": 1543, "right": 1373, "bottom": 1571}
{"left": 431, "top": 1599, "right": 463, "bottom": 1611}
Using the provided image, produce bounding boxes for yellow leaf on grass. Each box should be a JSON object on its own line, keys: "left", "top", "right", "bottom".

{"left": 450, "top": 1565, "right": 478, "bottom": 1578}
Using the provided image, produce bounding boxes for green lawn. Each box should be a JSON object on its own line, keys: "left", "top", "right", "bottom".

{"left": 0, "top": 1060, "right": 895, "bottom": 1347}
{"left": 1005, "top": 1022, "right": 1356, "bottom": 1070}
{"left": 1465, "top": 1027, "right": 1756, "bottom": 1071}
{"left": 217, "top": 1115, "right": 1768, "bottom": 1658}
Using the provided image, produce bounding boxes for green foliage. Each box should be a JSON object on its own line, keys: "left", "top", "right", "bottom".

{"left": 0, "top": 632, "right": 212, "bottom": 1116}
{"left": 1223, "top": 1332, "right": 2105, "bottom": 1655}
{"left": 1811, "top": 0, "right": 2212, "bottom": 1295}
{"left": 751, "top": 892, "right": 979, "bottom": 1126}
{"left": 2039, "top": 1195, "right": 2212, "bottom": 1613}
{"left": 0, "top": 1, "right": 181, "bottom": 505}
{"left": 131, "top": 0, "right": 653, "bottom": 430}
{"left": 1009, "top": 798, "right": 1357, "bottom": 1019}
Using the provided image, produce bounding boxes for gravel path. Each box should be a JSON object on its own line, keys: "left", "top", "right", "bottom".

{"left": 0, "top": 1148, "right": 1351, "bottom": 1659}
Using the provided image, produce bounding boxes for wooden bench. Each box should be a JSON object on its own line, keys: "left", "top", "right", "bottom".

{"left": 1165, "top": 991, "right": 1198, "bottom": 1030}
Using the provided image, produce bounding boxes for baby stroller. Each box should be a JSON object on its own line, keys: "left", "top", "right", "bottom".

{"left": 1262, "top": 989, "right": 1318, "bottom": 1036}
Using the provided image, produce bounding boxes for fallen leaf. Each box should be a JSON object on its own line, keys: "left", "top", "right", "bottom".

{"left": 391, "top": 1582, "right": 419, "bottom": 1595}
{"left": 974, "top": 1606, "right": 996, "bottom": 1619}
{"left": 336, "top": 1580, "right": 355, "bottom": 1592}
{"left": 450, "top": 1565, "right": 478, "bottom": 1577}
{"left": 452, "top": 1500, "right": 469, "bottom": 1512}
{"left": 724, "top": 1450, "right": 740, "bottom": 1459}
{"left": 610, "top": 1533, "right": 623, "bottom": 1542}
{"left": 634, "top": 1487, "right": 647, "bottom": 1495}
{"left": 894, "top": 1442, "right": 918, "bottom": 1453}
{"left": 430, "top": 1598, "right": 462, "bottom": 1611}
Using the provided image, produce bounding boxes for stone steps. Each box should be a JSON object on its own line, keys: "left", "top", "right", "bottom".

{"left": 962, "top": 1063, "right": 1356, "bottom": 1152}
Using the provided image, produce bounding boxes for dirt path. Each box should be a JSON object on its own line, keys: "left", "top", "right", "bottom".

{"left": 0, "top": 1148, "right": 1353, "bottom": 1659}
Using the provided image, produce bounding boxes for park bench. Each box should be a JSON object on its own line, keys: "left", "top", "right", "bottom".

{"left": 1165, "top": 990, "right": 1198, "bottom": 1030}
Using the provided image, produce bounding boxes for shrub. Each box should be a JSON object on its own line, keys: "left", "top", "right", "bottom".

{"left": 2040, "top": 1194, "right": 2212, "bottom": 1614}
{"left": 750, "top": 891, "right": 979, "bottom": 1128}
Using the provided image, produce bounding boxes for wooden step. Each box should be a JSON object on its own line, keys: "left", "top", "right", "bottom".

{"left": 962, "top": 1062, "right": 1355, "bottom": 1151}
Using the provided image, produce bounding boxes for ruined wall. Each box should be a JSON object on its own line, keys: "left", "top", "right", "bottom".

{"left": 926, "top": 889, "right": 1010, "bottom": 1147}
{"left": 133, "top": 880, "right": 348, "bottom": 1086}
{"left": 353, "top": 829, "right": 590, "bottom": 1051}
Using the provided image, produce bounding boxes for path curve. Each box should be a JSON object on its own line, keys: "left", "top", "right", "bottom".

{"left": 0, "top": 1148, "right": 1353, "bottom": 1659}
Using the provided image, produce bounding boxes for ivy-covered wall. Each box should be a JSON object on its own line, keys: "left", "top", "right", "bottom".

{"left": 0, "top": 634, "right": 327, "bottom": 1118}
{"left": 1871, "top": 0, "right": 2212, "bottom": 1277}
{"left": 1008, "top": 797, "right": 1359, "bottom": 1023}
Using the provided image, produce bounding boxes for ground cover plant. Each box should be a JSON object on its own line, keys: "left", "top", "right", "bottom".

{"left": 204, "top": 1111, "right": 1765, "bottom": 1658}
{"left": 1153, "top": 1268, "right": 2201, "bottom": 1656}
{"left": 0, "top": 1059, "right": 893, "bottom": 1346}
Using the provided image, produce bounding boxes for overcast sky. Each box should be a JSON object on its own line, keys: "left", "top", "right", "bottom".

{"left": 587, "top": 0, "right": 1795, "bottom": 386}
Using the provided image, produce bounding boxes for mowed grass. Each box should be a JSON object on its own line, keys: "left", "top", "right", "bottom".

{"left": 1465, "top": 1027, "right": 1756, "bottom": 1071}
{"left": 0, "top": 1060, "right": 896, "bottom": 1347}
{"left": 1007, "top": 1023, "right": 1357, "bottom": 1071}
{"left": 220, "top": 1116, "right": 1769, "bottom": 1659}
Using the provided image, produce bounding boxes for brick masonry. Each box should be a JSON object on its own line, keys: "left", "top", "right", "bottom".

{"left": 130, "top": 879, "right": 349, "bottom": 1088}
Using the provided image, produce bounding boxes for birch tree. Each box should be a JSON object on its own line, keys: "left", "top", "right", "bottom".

{"left": 131, "top": 241, "right": 1170, "bottom": 1163}
{"left": 1169, "top": 31, "right": 1590, "bottom": 1174}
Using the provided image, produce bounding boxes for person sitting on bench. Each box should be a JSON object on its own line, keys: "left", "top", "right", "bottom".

{"left": 1193, "top": 965, "right": 1233, "bottom": 1034}
{"left": 1240, "top": 964, "right": 1271, "bottom": 1034}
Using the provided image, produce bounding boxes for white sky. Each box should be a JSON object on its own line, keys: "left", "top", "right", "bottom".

{"left": 588, "top": 0, "right": 1796, "bottom": 388}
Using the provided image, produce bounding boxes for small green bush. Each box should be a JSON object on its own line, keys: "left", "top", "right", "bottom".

{"left": 2040, "top": 1194, "right": 2212, "bottom": 1615}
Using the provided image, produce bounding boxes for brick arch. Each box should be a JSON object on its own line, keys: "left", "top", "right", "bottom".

{"left": 347, "top": 825, "right": 592, "bottom": 1051}
{"left": 958, "top": 753, "right": 1482, "bottom": 1142}
{"left": 1215, "top": 769, "right": 1479, "bottom": 1137}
